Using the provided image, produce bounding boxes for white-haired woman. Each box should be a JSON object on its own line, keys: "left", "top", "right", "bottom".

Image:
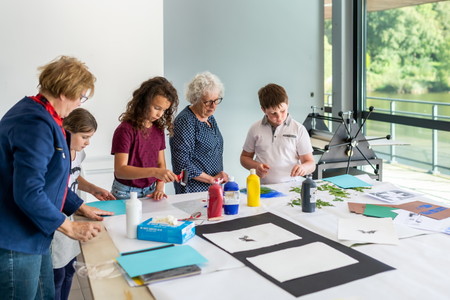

{"left": 170, "top": 71, "right": 229, "bottom": 193}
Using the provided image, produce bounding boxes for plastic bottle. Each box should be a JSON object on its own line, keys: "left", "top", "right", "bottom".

{"left": 126, "top": 192, "right": 142, "bottom": 238}
{"left": 301, "top": 174, "right": 317, "bottom": 213}
{"left": 207, "top": 180, "right": 224, "bottom": 220}
{"left": 223, "top": 176, "right": 240, "bottom": 215}
{"left": 247, "top": 169, "right": 260, "bottom": 207}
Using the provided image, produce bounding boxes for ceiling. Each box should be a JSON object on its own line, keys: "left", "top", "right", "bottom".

{"left": 324, "top": 0, "right": 444, "bottom": 19}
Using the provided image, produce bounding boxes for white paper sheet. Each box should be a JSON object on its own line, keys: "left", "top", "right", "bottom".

{"left": 246, "top": 242, "right": 358, "bottom": 282}
{"left": 338, "top": 217, "right": 399, "bottom": 245}
{"left": 149, "top": 267, "right": 295, "bottom": 300}
{"left": 203, "top": 223, "right": 301, "bottom": 253}
{"left": 392, "top": 209, "right": 450, "bottom": 233}
{"left": 366, "top": 189, "right": 419, "bottom": 203}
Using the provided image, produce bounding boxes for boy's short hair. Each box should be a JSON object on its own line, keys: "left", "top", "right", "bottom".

{"left": 258, "top": 83, "right": 288, "bottom": 109}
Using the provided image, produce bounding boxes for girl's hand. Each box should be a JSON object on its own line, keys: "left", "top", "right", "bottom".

{"left": 92, "top": 187, "right": 116, "bottom": 201}
{"left": 155, "top": 169, "right": 178, "bottom": 183}
{"left": 146, "top": 189, "right": 167, "bottom": 201}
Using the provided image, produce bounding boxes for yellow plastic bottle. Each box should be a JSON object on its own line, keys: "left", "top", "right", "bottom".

{"left": 247, "top": 169, "right": 260, "bottom": 207}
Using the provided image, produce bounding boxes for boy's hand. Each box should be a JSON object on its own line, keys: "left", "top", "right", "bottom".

{"left": 256, "top": 163, "right": 270, "bottom": 178}
{"left": 290, "top": 164, "right": 308, "bottom": 177}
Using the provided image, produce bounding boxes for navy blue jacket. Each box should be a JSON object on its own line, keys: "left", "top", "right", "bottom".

{"left": 0, "top": 97, "right": 82, "bottom": 255}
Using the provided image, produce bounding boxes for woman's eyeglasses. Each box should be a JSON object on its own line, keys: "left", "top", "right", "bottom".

{"left": 80, "top": 95, "right": 89, "bottom": 103}
{"left": 202, "top": 97, "right": 223, "bottom": 106}
{"left": 80, "top": 89, "right": 91, "bottom": 103}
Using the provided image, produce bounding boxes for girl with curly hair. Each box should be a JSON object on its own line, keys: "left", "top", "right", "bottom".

{"left": 111, "top": 77, "right": 179, "bottom": 200}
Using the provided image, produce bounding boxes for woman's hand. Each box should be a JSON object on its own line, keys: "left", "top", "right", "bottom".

{"left": 214, "top": 171, "right": 229, "bottom": 183}
{"left": 75, "top": 203, "right": 114, "bottom": 221}
{"left": 57, "top": 219, "right": 102, "bottom": 242}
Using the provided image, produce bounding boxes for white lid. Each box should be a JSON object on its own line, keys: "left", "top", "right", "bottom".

{"left": 250, "top": 169, "right": 256, "bottom": 175}
{"left": 130, "top": 191, "right": 138, "bottom": 200}
{"left": 228, "top": 176, "right": 235, "bottom": 182}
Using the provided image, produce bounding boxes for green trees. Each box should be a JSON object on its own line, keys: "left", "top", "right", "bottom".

{"left": 366, "top": 2, "right": 450, "bottom": 94}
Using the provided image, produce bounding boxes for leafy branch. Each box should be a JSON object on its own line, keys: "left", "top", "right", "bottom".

{"left": 350, "top": 186, "right": 371, "bottom": 193}
{"left": 287, "top": 198, "right": 334, "bottom": 209}
{"left": 317, "top": 183, "right": 349, "bottom": 201}
{"left": 288, "top": 186, "right": 334, "bottom": 209}
{"left": 288, "top": 183, "right": 371, "bottom": 209}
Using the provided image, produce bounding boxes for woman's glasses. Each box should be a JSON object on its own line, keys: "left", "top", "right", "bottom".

{"left": 80, "top": 95, "right": 89, "bottom": 103}
{"left": 202, "top": 97, "right": 223, "bottom": 106}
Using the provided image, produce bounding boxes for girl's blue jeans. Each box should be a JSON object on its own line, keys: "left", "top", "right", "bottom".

{"left": 111, "top": 179, "right": 156, "bottom": 199}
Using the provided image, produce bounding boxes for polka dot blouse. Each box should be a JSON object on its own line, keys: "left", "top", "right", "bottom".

{"left": 169, "top": 106, "right": 224, "bottom": 194}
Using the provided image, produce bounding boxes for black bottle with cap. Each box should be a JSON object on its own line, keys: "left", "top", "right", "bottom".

{"left": 301, "top": 174, "right": 317, "bottom": 213}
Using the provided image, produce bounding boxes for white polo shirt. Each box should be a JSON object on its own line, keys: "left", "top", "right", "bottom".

{"left": 243, "top": 114, "right": 313, "bottom": 184}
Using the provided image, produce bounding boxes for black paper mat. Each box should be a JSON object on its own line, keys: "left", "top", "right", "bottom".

{"left": 196, "top": 212, "right": 394, "bottom": 297}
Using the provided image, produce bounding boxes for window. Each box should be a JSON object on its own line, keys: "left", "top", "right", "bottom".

{"left": 364, "top": 1, "right": 450, "bottom": 175}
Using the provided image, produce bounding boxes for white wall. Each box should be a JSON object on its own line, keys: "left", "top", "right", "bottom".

{"left": 164, "top": 0, "right": 323, "bottom": 187}
{"left": 0, "top": 0, "right": 323, "bottom": 194}
{"left": 0, "top": 0, "right": 164, "bottom": 176}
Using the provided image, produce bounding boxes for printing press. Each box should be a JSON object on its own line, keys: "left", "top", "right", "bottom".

{"left": 303, "top": 106, "right": 390, "bottom": 181}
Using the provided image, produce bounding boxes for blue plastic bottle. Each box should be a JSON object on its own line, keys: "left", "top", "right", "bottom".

{"left": 223, "top": 176, "right": 240, "bottom": 215}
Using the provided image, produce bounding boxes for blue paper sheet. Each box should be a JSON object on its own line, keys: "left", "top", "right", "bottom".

{"left": 86, "top": 199, "right": 126, "bottom": 216}
{"left": 323, "top": 174, "right": 372, "bottom": 189}
{"left": 240, "top": 186, "right": 287, "bottom": 198}
{"left": 116, "top": 245, "right": 207, "bottom": 278}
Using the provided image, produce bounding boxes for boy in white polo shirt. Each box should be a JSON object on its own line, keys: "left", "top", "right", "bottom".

{"left": 240, "top": 83, "right": 316, "bottom": 184}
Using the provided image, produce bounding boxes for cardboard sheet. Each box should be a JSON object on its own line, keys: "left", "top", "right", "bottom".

{"left": 348, "top": 201, "right": 450, "bottom": 220}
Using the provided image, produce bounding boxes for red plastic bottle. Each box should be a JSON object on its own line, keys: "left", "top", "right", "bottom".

{"left": 207, "top": 180, "right": 224, "bottom": 220}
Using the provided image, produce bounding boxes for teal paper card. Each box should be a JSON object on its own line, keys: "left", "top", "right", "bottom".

{"left": 86, "top": 199, "right": 126, "bottom": 216}
{"left": 363, "top": 204, "right": 398, "bottom": 219}
{"left": 323, "top": 174, "right": 372, "bottom": 189}
{"left": 116, "top": 245, "right": 207, "bottom": 278}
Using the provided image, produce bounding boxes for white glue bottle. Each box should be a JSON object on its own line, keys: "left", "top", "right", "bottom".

{"left": 126, "top": 192, "right": 142, "bottom": 238}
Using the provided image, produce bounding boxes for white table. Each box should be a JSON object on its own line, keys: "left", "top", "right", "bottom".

{"left": 81, "top": 176, "right": 450, "bottom": 300}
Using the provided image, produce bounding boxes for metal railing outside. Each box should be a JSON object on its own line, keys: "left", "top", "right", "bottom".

{"left": 366, "top": 96, "right": 450, "bottom": 174}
